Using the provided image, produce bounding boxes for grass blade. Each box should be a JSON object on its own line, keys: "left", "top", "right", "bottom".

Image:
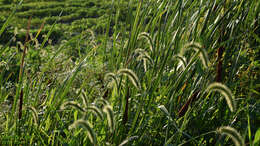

{"left": 0, "top": 0, "right": 23, "bottom": 37}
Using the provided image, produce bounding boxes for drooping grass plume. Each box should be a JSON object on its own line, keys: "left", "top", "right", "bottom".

{"left": 83, "top": 29, "right": 97, "bottom": 48}
{"left": 104, "top": 72, "right": 119, "bottom": 89}
{"left": 94, "top": 98, "right": 109, "bottom": 106}
{"left": 69, "top": 119, "right": 97, "bottom": 145}
{"left": 26, "top": 106, "right": 38, "bottom": 125}
{"left": 138, "top": 32, "right": 154, "bottom": 52}
{"left": 184, "top": 42, "right": 209, "bottom": 68}
{"left": 217, "top": 126, "right": 245, "bottom": 146}
{"left": 118, "top": 68, "right": 141, "bottom": 90}
{"left": 135, "top": 48, "right": 153, "bottom": 63}
{"left": 206, "top": 82, "right": 236, "bottom": 112}
{"left": 60, "top": 101, "right": 85, "bottom": 112}
{"left": 158, "top": 105, "right": 170, "bottom": 117}
{"left": 119, "top": 136, "right": 139, "bottom": 146}
{"left": 158, "top": 105, "right": 173, "bottom": 121}
{"left": 103, "top": 105, "right": 115, "bottom": 133}
{"left": 134, "top": 48, "right": 153, "bottom": 72}
{"left": 86, "top": 29, "right": 96, "bottom": 41}
{"left": 80, "top": 91, "right": 88, "bottom": 107}
{"left": 173, "top": 55, "right": 187, "bottom": 68}
{"left": 86, "top": 105, "right": 104, "bottom": 120}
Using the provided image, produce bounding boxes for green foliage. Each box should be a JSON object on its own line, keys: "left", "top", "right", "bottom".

{"left": 254, "top": 128, "right": 260, "bottom": 145}
{"left": 0, "top": 0, "right": 259, "bottom": 145}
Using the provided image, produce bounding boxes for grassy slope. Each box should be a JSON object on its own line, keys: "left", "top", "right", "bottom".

{"left": 0, "top": 0, "right": 131, "bottom": 44}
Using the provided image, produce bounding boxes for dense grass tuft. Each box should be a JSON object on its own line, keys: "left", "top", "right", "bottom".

{"left": 0, "top": 0, "right": 259, "bottom": 145}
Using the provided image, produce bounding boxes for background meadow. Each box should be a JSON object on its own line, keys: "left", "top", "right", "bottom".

{"left": 0, "top": 0, "right": 259, "bottom": 145}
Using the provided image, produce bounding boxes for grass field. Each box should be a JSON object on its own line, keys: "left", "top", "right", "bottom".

{"left": 0, "top": 0, "right": 134, "bottom": 44}
{"left": 0, "top": 0, "right": 260, "bottom": 145}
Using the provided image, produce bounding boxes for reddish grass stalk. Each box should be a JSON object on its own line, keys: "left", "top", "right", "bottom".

{"left": 216, "top": 46, "right": 224, "bottom": 82}
{"left": 18, "top": 16, "right": 31, "bottom": 120}
{"left": 178, "top": 90, "right": 200, "bottom": 117}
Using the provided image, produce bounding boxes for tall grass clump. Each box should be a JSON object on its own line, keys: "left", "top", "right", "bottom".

{"left": 0, "top": 0, "right": 259, "bottom": 145}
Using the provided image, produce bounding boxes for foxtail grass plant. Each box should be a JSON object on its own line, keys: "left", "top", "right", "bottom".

{"left": 0, "top": 0, "right": 259, "bottom": 145}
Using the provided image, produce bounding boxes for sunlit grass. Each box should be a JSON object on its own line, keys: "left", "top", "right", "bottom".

{"left": 0, "top": 0, "right": 259, "bottom": 145}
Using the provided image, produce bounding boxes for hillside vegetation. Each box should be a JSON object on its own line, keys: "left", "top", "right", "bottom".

{"left": 0, "top": 0, "right": 133, "bottom": 44}
{"left": 0, "top": 0, "right": 259, "bottom": 145}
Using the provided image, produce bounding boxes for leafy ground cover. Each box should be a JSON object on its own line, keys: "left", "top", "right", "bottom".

{"left": 0, "top": 0, "right": 260, "bottom": 145}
